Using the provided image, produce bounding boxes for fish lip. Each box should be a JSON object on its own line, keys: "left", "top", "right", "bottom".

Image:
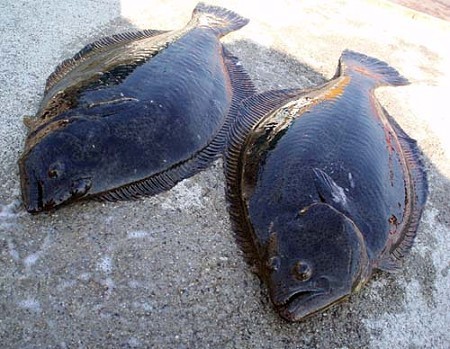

{"left": 273, "top": 280, "right": 354, "bottom": 322}
{"left": 274, "top": 287, "right": 328, "bottom": 307}
{"left": 24, "top": 178, "right": 91, "bottom": 214}
{"left": 274, "top": 288, "right": 330, "bottom": 322}
{"left": 26, "top": 191, "right": 56, "bottom": 214}
{"left": 26, "top": 203, "right": 43, "bottom": 214}
{"left": 22, "top": 174, "right": 44, "bottom": 214}
{"left": 271, "top": 283, "right": 332, "bottom": 322}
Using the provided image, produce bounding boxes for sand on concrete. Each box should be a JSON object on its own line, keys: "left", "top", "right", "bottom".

{"left": 1, "top": 0, "right": 449, "bottom": 348}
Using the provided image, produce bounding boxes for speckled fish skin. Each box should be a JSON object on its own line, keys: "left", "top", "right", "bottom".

{"left": 225, "top": 50, "right": 427, "bottom": 322}
{"left": 19, "top": 3, "right": 255, "bottom": 213}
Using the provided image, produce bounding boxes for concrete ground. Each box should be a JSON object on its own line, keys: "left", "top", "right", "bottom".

{"left": 0, "top": 0, "right": 449, "bottom": 348}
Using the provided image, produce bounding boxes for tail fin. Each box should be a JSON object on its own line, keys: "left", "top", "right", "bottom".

{"left": 192, "top": 2, "right": 249, "bottom": 36}
{"left": 337, "top": 50, "right": 409, "bottom": 87}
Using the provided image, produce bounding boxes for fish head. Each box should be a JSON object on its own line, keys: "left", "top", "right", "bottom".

{"left": 263, "top": 203, "right": 370, "bottom": 321}
{"left": 18, "top": 122, "right": 107, "bottom": 213}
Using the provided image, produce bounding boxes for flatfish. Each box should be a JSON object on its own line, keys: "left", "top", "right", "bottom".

{"left": 19, "top": 2, "right": 255, "bottom": 213}
{"left": 225, "top": 50, "right": 428, "bottom": 321}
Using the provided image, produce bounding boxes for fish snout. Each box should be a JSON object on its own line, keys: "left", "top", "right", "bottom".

{"left": 24, "top": 184, "right": 58, "bottom": 213}
{"left": 21, "top": 175, "right": 91, "bottom": 213}
{"left": 269, "top": 280, "right": 328, "bottom": 309}
{"left": 25, "top": 201, "right": 43, "bottom": 214}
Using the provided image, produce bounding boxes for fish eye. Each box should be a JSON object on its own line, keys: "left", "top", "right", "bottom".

{"left": 48, "top": 169, "right": 59, "bottom": 178}
{"left": 47, "top": 162, "right": 65, "bottom": 179}
{"left": 293, "top": 261, "right": 312, "bottom": 281}
{"left": 266, "top": 256, "right": 281, "bottom": 272}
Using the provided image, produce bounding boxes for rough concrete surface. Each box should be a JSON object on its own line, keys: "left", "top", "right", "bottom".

{"left": 0, "top": 0, "right": 449, "bottom": 348}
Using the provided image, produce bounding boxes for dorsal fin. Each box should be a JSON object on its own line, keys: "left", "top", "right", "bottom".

{"left": 44, "top": 29, "right": 168, "bottom": 93}
{"left": 377, "top": 107, "right": 428, "bottom": 271}
{"left": 45, "top": 2, "right": 250, "bottom": 93}
{"left": 224, "top": 89, "right": 304, "bottom": 267}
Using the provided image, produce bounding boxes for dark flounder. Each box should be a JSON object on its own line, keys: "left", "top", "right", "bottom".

{"left": 225, "top": 50, "right": 428, "bottom": 322}
{"left": 19, "top": 3, "right": 255, "bottom": 213}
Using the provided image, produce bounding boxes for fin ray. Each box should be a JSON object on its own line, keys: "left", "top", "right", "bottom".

{"left": 338, "top": 50, "right": 409, "bottom": 87}
{"left": 224, "top": 89, "right": 304, "bottom": 267}
{"left": 45, "top": 29, "right": 168, "bottom": 93}
{"left": 192, "top": 2, "right": 249, "bottom": 36}
{"left": 377, "top": 107, "right": 428, "bottom": 271}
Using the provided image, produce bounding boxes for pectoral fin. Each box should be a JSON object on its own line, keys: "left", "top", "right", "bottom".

{"left": 313, "top": 168, "right": 349, "bottom": 210}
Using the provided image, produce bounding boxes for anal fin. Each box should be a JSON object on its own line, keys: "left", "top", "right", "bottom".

{"left": 377, "top": 107, "right": 428, "bottom": 272}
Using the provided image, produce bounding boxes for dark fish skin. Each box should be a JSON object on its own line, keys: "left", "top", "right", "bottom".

{"left": 225, "top": 50, "right": 428, "bottom": 322}
{"left": 19, "top": 3, "right": 255, "bottom": 213}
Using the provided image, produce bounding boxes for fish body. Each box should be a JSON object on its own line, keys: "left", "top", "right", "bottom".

{"left": 225, "top": 50, "right": 427, "bottom": 321}
{"left": 19, "top": 3, "right": 255, "bottom": 213}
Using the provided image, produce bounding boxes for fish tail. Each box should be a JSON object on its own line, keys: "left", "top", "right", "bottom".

{"left": 337, "top": 50, "right": 409, "bottom": 87}
{"left": 191, "top": 2, "right": 249, "bottom": 36}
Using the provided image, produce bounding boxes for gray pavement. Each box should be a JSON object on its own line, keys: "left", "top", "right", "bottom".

{"left": 0, "top": 0, "right": 449, "bottom": 348}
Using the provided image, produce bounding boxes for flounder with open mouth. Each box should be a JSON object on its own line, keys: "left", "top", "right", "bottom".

{"left": 19, "top": 2, "right": 255, "bottom": 213}
{"left": 225, "top": 50, "right": 428, "bottom": 321}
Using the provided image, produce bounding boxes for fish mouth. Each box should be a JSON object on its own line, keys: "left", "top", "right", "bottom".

{"left": 25, "top": 180, "right": 56, "bottom": 214}
{"left": 271, "top": 279, "right": 349, "bottom": 322}
{"left": 272, "top": 287, "right": 329, "bottom": 322}
{"left": 22, "top": 172, "right": 45, "bottom": 213}
{"left": 23, "top": 177, "right": 92, "bottom": 214}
